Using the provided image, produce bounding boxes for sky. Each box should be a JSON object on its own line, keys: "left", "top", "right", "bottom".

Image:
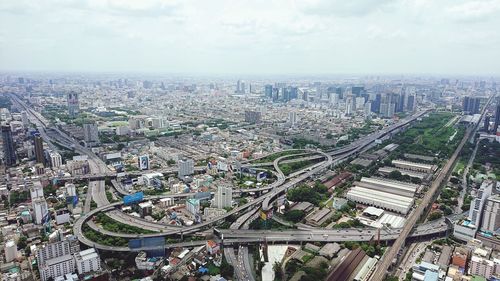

{"left": 1, "top": 0, "right": 500, "bottom": 76}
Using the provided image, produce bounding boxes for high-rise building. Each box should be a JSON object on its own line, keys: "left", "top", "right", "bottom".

{"left": 1, "top": 124, "right": 16, "bottom": 166}
{"left": 67, "top": 92, "right": 80, "bottom": 118}
{"left": 483, "top": 115, "right": 491, "bottom": 132}
{"left": 463, "top": 96, "right": 481, "bottom": 114}
{"left": 37, "top": 238, "right": 80, "bottom": 281}
{"left": 178, "top": 158, "right": 194, "bottom": 178}
{"left": 289, "top": 112, "right": 298, "bottom": 126}
{"left": 493, "top": 104, "right": 500, "bottom": 133}
{"left": 34, "top": 134, "right": 45, "bottom": 164}
{"left": 186, "top": 198, "right": 200, "bottom": 216}
{"left": 4, "top": 240, "right": 18, "bottom": 262}
{"left": 364, "top": 102, "right": 372, "bottom": 120}
{"left": 469, "top": 181, "right": 494, "bottom": 228}
{"left": 31, "top": 181, "right": 44, "bottom": 200}
{"left": 213, "top": 186, "right": 232, "bottom": 209}
{"left": 83, "top": 123, "right": 99, "bottom": 145}
{"left": 480, "top": 195, "right": 500, "bottom": 233}
{"left": 32, "top": 197, "right": 49, "bottom": 225}
{"left": 49, "top": 151, "right": 62, "bottom": 168}
{"left": 244, "top": 111, "right": 262, "bottom": 124}
{"left": 264, "top": 84, "right": 273, "bottom": 99}
{"left": 74, "top": 249, "right": 101, "bottom": 275}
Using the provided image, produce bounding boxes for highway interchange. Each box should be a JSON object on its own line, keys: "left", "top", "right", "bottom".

{"left": 13, "top": 92, "right": 465, "bottom": 280}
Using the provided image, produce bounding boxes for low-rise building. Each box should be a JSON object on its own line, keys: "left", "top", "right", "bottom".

{"left": 74, "top": 248, "right": 101, "bottom": 275}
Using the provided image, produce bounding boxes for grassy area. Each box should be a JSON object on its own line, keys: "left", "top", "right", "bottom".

{"left": 279, "top": 160, "right": 316, "bottom": 176}
{"left": 95, "top": 213, "right": 156, "bottom": 234}
{"left": 82, "top": 224, "right": 129, "bottom": 247}
{"left": 393, "top": 112, "right": 464, "bottom": 158}
{"left": 473, "top": 139, "right": 500, "bottom": 179}
{"left": 252, "top": 150, "right": 305, "bottom": 163}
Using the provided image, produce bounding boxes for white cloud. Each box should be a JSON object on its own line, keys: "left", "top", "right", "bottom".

{"left": 0, "top": 0, "right": 499, "bottom": 75}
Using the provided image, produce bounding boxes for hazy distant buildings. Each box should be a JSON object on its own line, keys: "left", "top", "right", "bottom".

{"left": 67, "top": 92, "right": 80, "bottom": 118}
{"left": 463, "top": 96, "right": 481, "bottom": 114}
{"left": 245, "top": 110, "right": 262, "bottom": 124}
{"left": 494, "top": 104, "right": 500, "bottom": 133}
{"left": 2, "top": 124, "right": 16, "bottom": 166}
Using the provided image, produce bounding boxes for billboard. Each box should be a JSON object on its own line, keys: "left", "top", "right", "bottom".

{"left": 123, "top": 192, "right": 144, "bottom": 205}
{"left": 138, "top": 155, "right": 149, "bottom": 170}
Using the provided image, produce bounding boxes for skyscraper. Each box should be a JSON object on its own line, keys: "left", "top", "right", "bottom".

{"left": 83, "top": 123, "right": 99, "bottom": 145}
{"left": 463, "top": 96, "right": 481, "bottom": 114}
{"left": 34, "top": 134, "right": 45, "bottom": 164}
{"left": 178, "top": 158, "right": 194, "bottom": 178}
{"left": 67, "top": 92, "right": 80, "bottom": 118}
{"left": 264, "top": 85, "right": 273, "bottom": 99}
{"left": 1, "top": 124, "right": 16, "bottom": 166}
{"left": 480, "top": 195, "right": 500, "bottom": 233}
{"left": 493, "top": 104, "right": 500, "bottom": 133}
{"left": 469, "top": 181, "right": 494, "bottom": 228}
{"left": 213, "top": 186, "right": 232, "bottom": 209}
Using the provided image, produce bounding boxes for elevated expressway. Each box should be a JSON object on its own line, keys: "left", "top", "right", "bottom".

{"left": 73, "top": 111, "right": 432, "bottom": 251}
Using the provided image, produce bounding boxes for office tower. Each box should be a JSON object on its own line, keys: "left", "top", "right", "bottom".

{"left": 355, "top": 97, "right": 365, "bottom": 110}
{"left": 289, "top": 87, "right": 298, "bottom": 100}
{"left": 407, "top": 94, "right": 416, "bottom": 112}
{"left": 329, "top": 92, "right": 339, "bottom": 106}
{"left": 244, "top": 110, "right": 262, "bottom": 124}
{"left": 463, "top": 96, "right": 481, "bottom": 114}
{"left": 351, "top": 86, "right": 364, "bottom": 97}
{"left": 345, "top": 95, "right": 354, "bottom": 116}
{"left": 34, "top": 134, "right": 45, "bottom": 164}
{"left": 480, "top": 195, "right": 500, "bottom": 233}
{"left": 83, "top": 123, "right": 99, "bottom": 145}
{"left": 32, "top": 197, "right": 49, "bottom": 225}
{"left": 1, "top": 124, "right": 16, "bottom": 166}
{"left": 178, "top": 158, "right": 194, "bottom": 178}
{"left": 494, "top": 104, "right": 500, "bottom": 133}
{"left": 469, "top": 181, "right": 494, "bottom": 228}
{"left": 364, "top": 102, "right": 372, "bottom": 120}
{"left": 237, "top": 80, "right": 241, "bottom": 93}
{"left": 21, "top": 111, "right": 29, "bottom": 127}
{"left": 483, "top": 115, "right": 491, "bottom": 132}
{"left": 264, "top": 84, "right": 273, "bottom": 99}
{"left": 371, "top": 93, "right": 382, "bottom": 113}
{"left": 67, "top": 92, "right": 80, "bottom": 118}
{"left": 49, "top": 151, "right": 62, "bottom": 168}
{"left": 240, "top": 81, "right": 246, "bottom": 94}
{"left": 289, "top": 112, "right": 298, "bottom": 126}
{"left": 37, "top": 238, "right": 80, "bottom": 281}
{"left": 282, "top": 87, "right": 290, "bottom": 102}
{"left": 213, "top": 186, "right": 232, "bottom": 209}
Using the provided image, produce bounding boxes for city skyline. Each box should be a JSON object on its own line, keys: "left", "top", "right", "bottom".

{"left": 1, "top": 0, "right": 500, "bottom": 75}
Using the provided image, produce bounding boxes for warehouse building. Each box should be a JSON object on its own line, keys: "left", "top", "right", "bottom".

{"left": 354, "top": 177, "right": 420, "bottom": 198}
{"left": 346, "top": 186, "right": 414, "bottom": 214}
{"left": 378, "top": 166, "right": 428, "bottom": 180}
{"left": 392, "top": 159, "right": 436, "bottom": 174}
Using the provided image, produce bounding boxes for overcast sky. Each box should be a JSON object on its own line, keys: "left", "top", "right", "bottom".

{"left": 1, "top": 0, "right": 499, "bottom": 75}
